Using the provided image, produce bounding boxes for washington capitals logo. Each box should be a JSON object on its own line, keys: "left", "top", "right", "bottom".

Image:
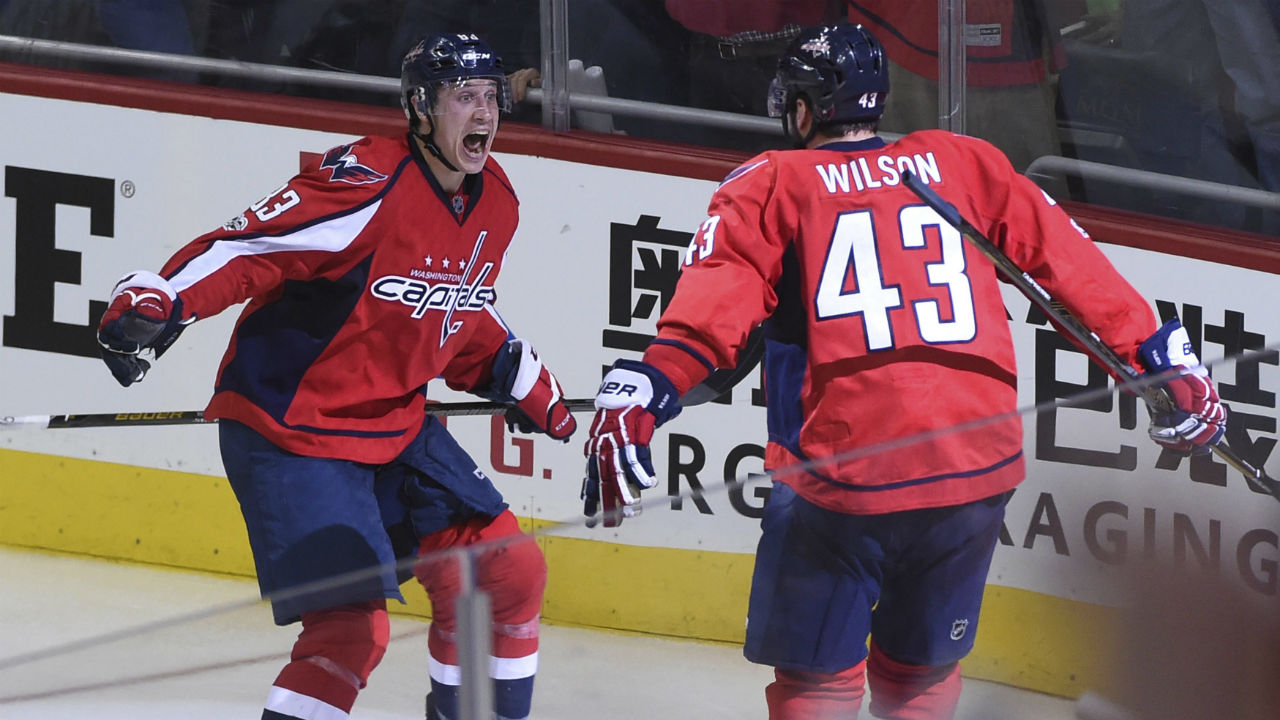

{"left": 801, "top": 38, "right": 831, "bottom": 57}
{"left": 320, "top": 144, "right": 388, "bottom": 185}
{"left": 367, "top": 230, "right": 496, "bottom": 347}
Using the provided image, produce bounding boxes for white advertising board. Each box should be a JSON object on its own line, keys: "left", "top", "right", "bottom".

{"left": 2, "top": 95, "right": 1277, "bottom": 609}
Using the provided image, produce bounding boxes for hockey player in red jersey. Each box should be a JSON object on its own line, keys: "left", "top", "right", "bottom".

{"left": 97, "top": 33, "right": 573, "bottom": 720}
{"left": 582, "top": 23, "right": 1228, "bottom": 720}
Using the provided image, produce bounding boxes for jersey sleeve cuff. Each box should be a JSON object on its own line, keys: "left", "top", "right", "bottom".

{"left": 642, "top": 342, "right": 712, "bottom": 398}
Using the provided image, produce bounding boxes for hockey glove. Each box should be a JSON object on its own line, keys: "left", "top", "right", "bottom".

{"left": 484, "top": 338, "right": 577, "bottom": 442}
{"left": 1137, "top": 318, "right": 1227, "bottom": 455}
{"left": 97, "top": 271, "right": 187, "bottom": 387}
{"left": 582, "top": 359, "right": 681, "bottom": 527}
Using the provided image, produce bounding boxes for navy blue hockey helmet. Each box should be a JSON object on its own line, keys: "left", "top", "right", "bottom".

{"left": 400, "top": 33, "right": 512, "bottom": 121}
{"left": 767, "top": 23, "right": 889, "bottom": 142}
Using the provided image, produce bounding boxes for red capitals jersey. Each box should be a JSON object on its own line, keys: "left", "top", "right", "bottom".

{"left": 645, "top": 131, "right": 1156, "bottom": 514}
{"left": 159, "top": 135, "right": 517, "bottom": 463}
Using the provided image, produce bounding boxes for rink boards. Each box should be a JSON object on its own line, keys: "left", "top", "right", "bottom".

{"left": 2, "top": 90, "right": 1278, "bottom": 698}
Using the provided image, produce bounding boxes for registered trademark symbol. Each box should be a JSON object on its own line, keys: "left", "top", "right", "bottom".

{"left": 120, "top": 180, "right": 135, "bottom": 198}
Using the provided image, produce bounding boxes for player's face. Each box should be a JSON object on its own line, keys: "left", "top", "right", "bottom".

{"left": 429, "top": 79, "right": 500, "bottom": 175}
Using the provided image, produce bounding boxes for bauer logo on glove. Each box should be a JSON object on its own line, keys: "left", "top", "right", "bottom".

{"left": 582, "top": 359, "right": 682, "bottom": 527}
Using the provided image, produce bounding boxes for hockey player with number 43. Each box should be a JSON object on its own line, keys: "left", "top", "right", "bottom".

{"left": 97, "top": 33, "right": 575, "bottom": 720}
{"left": 582, "top": 23, "right": 1228, "bottom": 720}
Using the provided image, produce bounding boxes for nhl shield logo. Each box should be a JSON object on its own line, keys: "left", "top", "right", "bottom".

{"left": 950, "top": 618, "right": 969, "bottom": 641}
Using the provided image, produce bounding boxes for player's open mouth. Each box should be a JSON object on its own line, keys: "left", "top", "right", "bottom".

{"left": 463, "top": 131, "right": 489, "bottom": 157}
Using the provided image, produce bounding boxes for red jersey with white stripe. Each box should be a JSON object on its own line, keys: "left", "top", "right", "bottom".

{"left": 159, "top": 134, "right": 517, "bottom": 463}
{"left": 644, "top": 130, "right": 1156, "bottom": 514}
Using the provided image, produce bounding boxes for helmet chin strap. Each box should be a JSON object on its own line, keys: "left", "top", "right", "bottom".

{"left": 784, "top": 98, "right": 820, "bottom": 149}
{"left": 784, "top": 114, "right": 819, "bottom": 149}
{"left": 412, "top": 113, "right": 460, "bottom": 173}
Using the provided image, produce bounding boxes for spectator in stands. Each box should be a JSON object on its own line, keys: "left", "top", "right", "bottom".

{"left": 0, "top": 0, "right": 198, "bottom": 81}
{"left": 846, "top": 0, "right": 1068, "bottom": 172}
{"left": 564, "top": 1, "right": 694, "bottom": 139}
{"left": 97, "top": 0, "right": 196, "bottom": 58}
{"left": 1118, "top": 0, "right": 1280, "bottom": 234}
{"left": 664, "top": 0, "right": 846, "bottom": 152}
{"left": 196, "top": 0, "right": 397, "bottom": 101}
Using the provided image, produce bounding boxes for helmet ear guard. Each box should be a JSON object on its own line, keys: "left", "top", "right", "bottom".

{"left": 767, "top": 78, "right": 824, "bottom": 148}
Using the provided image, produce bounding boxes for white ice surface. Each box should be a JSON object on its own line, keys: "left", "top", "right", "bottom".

{"left": 0, "top": 547, "right": 1078, "bottom": 719}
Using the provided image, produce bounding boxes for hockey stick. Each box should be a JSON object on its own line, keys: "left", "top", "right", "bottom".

{"left": 680, "top": 324, "right": 765, "bottom": 406}
{"left": 902, "top": 170, "right": 1280, "bottom": 503}
{"left": 1, "top": 339, "right": 767, "bottom": 431}
{"left": 0, "top": 399, "right": 597, "bottom": 430}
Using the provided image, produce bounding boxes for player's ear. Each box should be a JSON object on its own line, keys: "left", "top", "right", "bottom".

{"left": 407, "top": 102, "right": 434, "bottom": 137}
{"left": 794, "top": 98, "right": 812, "bottom": 136}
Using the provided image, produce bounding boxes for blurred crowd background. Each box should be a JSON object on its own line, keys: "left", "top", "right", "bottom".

{"left": 0, "top": 0, "right": 1277, "bottom": 236}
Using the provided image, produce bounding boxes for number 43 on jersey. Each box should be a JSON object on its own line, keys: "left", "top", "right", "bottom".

{"left": 685, "top": 205, "right": 977, "bottom": 352}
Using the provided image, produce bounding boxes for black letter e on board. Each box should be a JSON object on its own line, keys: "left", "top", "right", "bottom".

{"left": 4, "top": 166, "right": 113, "bottom": 358}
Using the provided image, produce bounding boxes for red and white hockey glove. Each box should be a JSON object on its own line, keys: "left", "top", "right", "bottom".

{"left": 486, "top": 338, "right": 577, "bottom": 442}
{"left": 96, "top": 271, "right": 187, "bottom": 387}
{"left": 1137, "top": 318, "right": 1227, "bottom": 455}
{"left": 582, "top": 360, "right": 681, "bottom": 527}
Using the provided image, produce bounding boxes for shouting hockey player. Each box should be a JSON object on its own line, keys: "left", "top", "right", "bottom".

{"left": 97, "top": 33, "right": 573, "bottom": 720}
{"left": 582, "top": 22, "right": 1227, "bottom": 720}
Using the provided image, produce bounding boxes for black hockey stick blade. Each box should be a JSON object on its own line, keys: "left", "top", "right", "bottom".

{"left": 1, "top": 398, "right": 597, "bottom": 430}
{"left": 430, "top": 398, "right": 595, "bottom": 416}
{"left": 902, "top": 170, "right": 1280, "bottom": 503}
